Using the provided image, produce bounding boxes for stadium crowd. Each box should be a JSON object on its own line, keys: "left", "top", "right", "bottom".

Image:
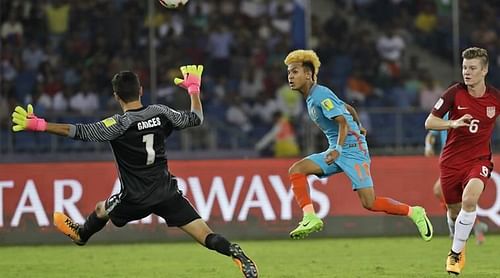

{"left": 1, "top": 0, "right": 499, "bottom": 153}
{"left": 338, "top": 0, "right": 500, "bottom": 86}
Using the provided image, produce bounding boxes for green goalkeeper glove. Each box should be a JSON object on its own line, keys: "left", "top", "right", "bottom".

{"left": 11, "top": 104, "right": 47, "bottom": 132}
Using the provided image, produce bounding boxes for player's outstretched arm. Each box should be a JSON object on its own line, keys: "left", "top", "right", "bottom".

{"left": 11, "top": 104, "right": 72, "bottom": 137}
{"left": 425, "top": 113, "right": 472, "bottom": 130}
{"left": 12, "top": 104, "right": 126, "bottom": 141}
{"left": 174, "top": 65, "right": 204, "bottom": 124}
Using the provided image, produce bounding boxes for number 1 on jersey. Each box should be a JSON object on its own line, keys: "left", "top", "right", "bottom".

{"left": 142, "top": 134, "right": 155, "bottom": 165}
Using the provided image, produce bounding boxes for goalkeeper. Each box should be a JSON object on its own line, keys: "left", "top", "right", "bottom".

{"left": 11, "top": 66, "right": 258, "bottom": 278}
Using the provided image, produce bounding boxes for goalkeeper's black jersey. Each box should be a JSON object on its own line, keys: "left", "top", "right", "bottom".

{"left": 70, "top": 104, "right": 201, "bottom": 205}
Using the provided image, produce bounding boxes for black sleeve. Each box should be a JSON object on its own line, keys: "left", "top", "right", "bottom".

{"left": 154, "top": 104, "right": 201, "bottom": 129}
{"left": 73, "top": 114, "right": 129, "bottom": 141}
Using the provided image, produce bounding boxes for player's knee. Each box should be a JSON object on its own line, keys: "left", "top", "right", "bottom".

{"left": 288, "top": 163, "right": 301, "bottom": 175}
{"left": 449, "top": 211, "right": 458, "bottom": 220}
{"left": 95, "top": 201, "right": 108, "bottom": 218}
{"left": 361, "top": 199, "right": 374, "bottom": 210}
{"left": 447, "top": 207, "right": 460, "bottom": 220}
{"left": 461, "top": 197, "right": 477, "bottom": 212}
{"left": 362, "top": 203, "right": 373, "bottom": 210}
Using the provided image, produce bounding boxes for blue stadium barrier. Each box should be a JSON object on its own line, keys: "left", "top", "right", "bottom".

{"left": 368, "top": 113, "right": 397, "bottom": 147}
{"left": 402, "top": 112, "right": 428, "bottom": 145}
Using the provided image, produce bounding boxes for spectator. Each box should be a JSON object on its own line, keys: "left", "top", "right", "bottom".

{"left": 13, "top": 61, "right": 37, "bottom": 104}
{"left": 239, "top": 68, "right": 264, "bottom": 100}
{"left": 275, "top": 83, "right": 303, "bottom": 121}
{"left": 240, "top": 0, "right": 267, "bottom": 18}
{"left": 52, "top": 89, "right": 70, "bottom": 113}
{"left": 376, "top": 26, "right": 406, "bottom": 64}
{"left": 44, "top": 0, "right": 71, "bottom": 48}
{"left": 69, "top": 83, "right": 99, "bottom": 115}
{"left": 226, "top": 96, "right": 253, "bottom": 133}
{"left": 390, "top": 76, "right": 416, "bottom": 108}
{"left": 1, "top": 58, "right": 17, "bottom": 82}
{"left": 251, "top": 92, "right": 279, "bottom": 125}
{"left": 22, "top": 41, "right": 47, "bottom": 71}
{"left": 470, "top": 22, "right": 498, "bottom": 51}
{"left": 345, "top": 71, "right": 375, "bottom": 104}
{"left": 1, "top": 13, "right": 23, "bottom": 44}
{"left": 419, "top": 76, "right": 443, "bottom": 111}
{"left": 270, "top": 3, "right": 292, "bottom": 34}
{"left": 255, "top": 111, "right": 300, "bottom": 158}
{"left": 206, "top": 24, "right": 234, "bottom": 78}
{"left": 414, "top": 3, "right": 438, "bottom": 34}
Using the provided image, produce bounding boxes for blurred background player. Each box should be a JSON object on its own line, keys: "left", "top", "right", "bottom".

{"left": 11, "top": 66, "right": 258, "bottom": 278}
{"left": 284, "top": 49, "right": 433, "bottom": 241}
{"left": 424, "top": 114, "right": 488, "bottom": 245}
{"left": 425, "top": 47, "right": 499, "bottom": 275}
{"left": 255, "top": 111, "right": 300, "bottom": 158}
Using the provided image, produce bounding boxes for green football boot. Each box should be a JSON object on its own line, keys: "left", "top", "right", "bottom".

{"left": 290, "top": 213, "right": 324, "bottom": 239}
{"left": 409, "top": 206, "right": 433, "bottom": 241}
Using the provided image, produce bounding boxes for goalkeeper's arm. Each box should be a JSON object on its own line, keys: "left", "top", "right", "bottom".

{"left": 174, "top": 65, "right": 204, "bottom": 124}
{"left": 11, "top": 104, "right": 72, "bottom": 137}
{"left": 45, "top": 123, "right": 74, "bottom": 137}
{"left": 12, "top": 104, "right": 124, "bottom": 142}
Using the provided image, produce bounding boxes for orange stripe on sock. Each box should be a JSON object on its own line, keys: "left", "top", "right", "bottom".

{"left": 289, "top": 173, "right": 312, "bottom": 209}
{"left": 370, "top": 197, "right": 410, "bottom": 216}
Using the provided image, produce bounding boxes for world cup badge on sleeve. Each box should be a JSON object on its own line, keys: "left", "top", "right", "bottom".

{"left": 486, "top": 106, "right": 495, "bottom": 118}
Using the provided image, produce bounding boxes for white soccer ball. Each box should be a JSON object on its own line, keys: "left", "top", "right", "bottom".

{"left": 159, "top": 0, "right": 189, "bottom": 9}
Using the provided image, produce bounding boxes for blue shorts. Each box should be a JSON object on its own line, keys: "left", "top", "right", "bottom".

{"left": 306, "top": 143, "right": 373, "bottom": 190}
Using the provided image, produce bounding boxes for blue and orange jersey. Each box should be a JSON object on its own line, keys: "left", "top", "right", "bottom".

{"left": 306, "top": 84, "right": 366, "bottom": 148}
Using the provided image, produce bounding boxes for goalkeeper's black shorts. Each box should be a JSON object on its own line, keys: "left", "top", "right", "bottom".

{"left": 104, "top": 190, "right": 201, "bottom": 228}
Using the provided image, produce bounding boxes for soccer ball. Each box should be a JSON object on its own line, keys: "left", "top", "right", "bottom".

{"left": 159, "top": 0, "right": 189, "bottom": 9}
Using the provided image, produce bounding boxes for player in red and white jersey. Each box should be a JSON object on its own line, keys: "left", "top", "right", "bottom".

{"left": 425, "top": 47, "right": 500, "bottom": 275}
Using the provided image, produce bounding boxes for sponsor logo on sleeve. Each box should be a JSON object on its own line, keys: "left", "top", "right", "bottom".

{"left": 433, "top": 98, "right": 444, "bottom": 110}
{"left": 321, "top": 99, "right": 335, "bottom": 111}
{"left": 102, "top": 117, "right": 117, "bottom": 127}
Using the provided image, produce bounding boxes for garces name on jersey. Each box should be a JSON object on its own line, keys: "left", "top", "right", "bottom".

{"left": 137, "top": 117, "right": 161, "bottom": 130}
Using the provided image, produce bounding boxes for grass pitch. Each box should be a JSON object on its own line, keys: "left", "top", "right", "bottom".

{"left": 1, "top": 235, "right": 499, "bottom": 277}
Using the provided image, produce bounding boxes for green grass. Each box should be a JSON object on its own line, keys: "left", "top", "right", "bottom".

{"left": 1, "top": 235, "right": 499, "bottom": 277}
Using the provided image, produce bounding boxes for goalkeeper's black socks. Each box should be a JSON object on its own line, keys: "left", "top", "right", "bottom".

{"left": 79, "top": 211, "right": 108, "bottom": 242}
{"left": 205, "top": 233, "right": 231, "bottom": 256}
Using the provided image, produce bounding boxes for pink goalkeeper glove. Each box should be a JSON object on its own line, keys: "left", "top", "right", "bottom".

{"left": 11, "top": 104, "right": 47, "bottom": 132}
{"left": 174, "top": 65, "right": 204, "bottom": 95}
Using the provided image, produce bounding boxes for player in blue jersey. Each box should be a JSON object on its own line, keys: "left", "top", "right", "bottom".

{"left": 284, "top": 49, "right": 433, "bottom": 241}
{"left": 424, "top": 114, "right": 488, "bottom": 244}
